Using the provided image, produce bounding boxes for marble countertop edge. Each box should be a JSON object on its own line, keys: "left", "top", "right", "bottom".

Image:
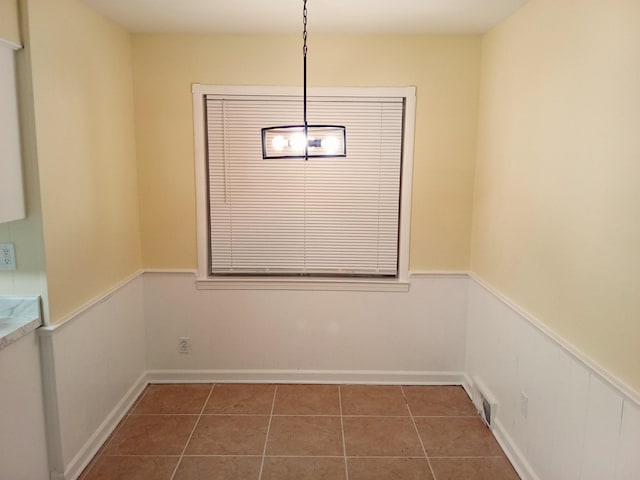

{"left": 0, "top": 296, "right": 42, "bottom": 351}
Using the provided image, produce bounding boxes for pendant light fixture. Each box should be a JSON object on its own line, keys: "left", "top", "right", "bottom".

{"left": 261, "top": 0, "right": 346, "bottom": 160}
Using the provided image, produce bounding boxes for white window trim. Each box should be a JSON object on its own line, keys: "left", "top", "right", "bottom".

{"left": 192, "top": 84, "right": 416, "bottom": 292}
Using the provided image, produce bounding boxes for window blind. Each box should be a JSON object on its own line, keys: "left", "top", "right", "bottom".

{"left": 206, "top": 95, "right": 404, "bottom": 277}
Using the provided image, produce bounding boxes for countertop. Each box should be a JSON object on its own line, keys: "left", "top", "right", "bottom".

{"left": 0, "top": 296, "right": 42, "bottom": 350}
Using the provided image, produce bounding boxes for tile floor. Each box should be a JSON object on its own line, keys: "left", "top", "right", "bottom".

{"left": 79, "top": 384, "right": 520, "bottom": 480}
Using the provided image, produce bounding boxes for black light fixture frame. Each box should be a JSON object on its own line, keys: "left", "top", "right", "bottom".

{"left": 261, "top": 0, "right": 346, "bottom": 161}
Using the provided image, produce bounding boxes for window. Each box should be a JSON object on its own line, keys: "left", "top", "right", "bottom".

{"left": 192, "top": 85, "right": 415, "bottom": 290}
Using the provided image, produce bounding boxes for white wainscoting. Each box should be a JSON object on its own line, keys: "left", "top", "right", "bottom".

{"left": 38, "top": 274, "right": 147, "bottom": 480}
{"left": 465, "top": 276, "right": 640, "bottom": 480}
{"left": 0, "top": 331, "right": 50, "bottom": 480}
{"left": 31, "top": 269, "right": 640, "bottom": 480}
{"left": 144, "top": 272, "right": 469, "bottom": 384}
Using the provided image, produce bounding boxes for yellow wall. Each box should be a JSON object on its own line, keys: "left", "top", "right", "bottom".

{"left": 10, "top": 0, "right": 638, "bottom": 391}
{"left": 472, "top": 0, "right": 640, "bottom": 390}
{"left": 0, "top": 0, "right": 20, "bottom": 44}
{"left": 132, "top": 34, "right": 480, "bottom": 271}
{"left": 25, "top": 0, "right": 142, "bottom": 322}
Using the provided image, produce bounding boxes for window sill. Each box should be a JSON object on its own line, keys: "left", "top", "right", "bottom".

{"left": 195, "top": 277, "right": 409, "bottom": 292}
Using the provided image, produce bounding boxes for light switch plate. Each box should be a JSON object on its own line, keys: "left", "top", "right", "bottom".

{"left": 0, "top": 243, "right": 16, "bottom": 271}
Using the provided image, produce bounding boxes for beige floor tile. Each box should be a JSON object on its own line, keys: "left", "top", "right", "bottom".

{"left": 340, "top": 385, "right": 408, "bottom": 416}
{"left": 404, "top": 386, "right": 476, "bottom": 416}
{"left": 266, "top": 416, "right": 343, "bottom": 456}
{"left": 173, "top": 456, "right": 262, "bottom": 480}
{"left": 133, "top": 384, "right": 213, "bottom": 414}
{"left": 204, "top": 384, "right": 275, "bottom": 415}
{"left": 261, "top": 457, "right": 346, "bottom": 480}
{"left": 347, "top": 457, "right": 433, "bottom": 480}
{"left": 185, "top": 415, "right": 269, "bottom": 455}
{"left": 273, "top": 385, "right": 341, "bottom": 415}
{"left": 343, "top": 417, "right": 424, "bottom": 457}
{"left": 80, "top": 455, "right": 178, "bottom": 480}
{"left": 414, "top": 417, "right": 504, "bottom": 457}
{"left": 430, "top": 457, "right": 520, "bottom": 480}
{"left": 103, "top": 415, "right": 198, "bottom": 455}
{"left": 84, "top": 384, "right": 519, "bottom": 480}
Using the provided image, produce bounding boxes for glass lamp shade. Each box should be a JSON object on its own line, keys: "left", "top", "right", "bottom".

{"left": 262, "top": 125, "right": 346, "bottom": 159}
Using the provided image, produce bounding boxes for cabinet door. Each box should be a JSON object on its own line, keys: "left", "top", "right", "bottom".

{"left": 0, "top": 43, "right": 25, "bottom": 223}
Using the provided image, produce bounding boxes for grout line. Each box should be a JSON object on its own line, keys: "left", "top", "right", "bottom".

{"left": 169, "top": 383, "right": 216, "bottom": 480}
{"left": 214, "top": 413, "right": 342, "bottom": 417}
{"left": 410, "top": 415, "right": 477, "bottom": 418}
{"left": 344, "top": 455, "right": 431, "bottom": 459}
{"left": 99, "top": 453, "right": 453, "bottom": 459}
{"left": 271, "top": 412, "right": 345, "bottom": 417}
{"left": 96, "top": 454, "right": 182, "bottom": 458}
{"left": 258, "top": 384, "right": 278, "bottom": 480}
{"left": 129, "top": 413, "right": 213, "bottom": 416}
{"left": 401, "top": 386, "right": 438, "bottom": 480}
{"left": 264, "top": 454, "right": 347, "bottom": 459}
{"left": 335, "top": 414, "right": 410, "bottom": 418}
{"left": 338, "top": 386, "right": 349, "bottom": 480}
{"left": 124, "top": 412, "right": 449, "bottom": 418}
{"left": 426, "top": 455, "right": 508, "bottom": 459}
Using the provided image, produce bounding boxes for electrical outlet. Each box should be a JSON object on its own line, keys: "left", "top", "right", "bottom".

{"left": 520, "top": 391, "right": 529, "bottom": 419}
{"left": 0, "top": 243, "right": 16, "bottom": 271}
{"left": 178, "top": 337, "right": 190, "bottom": 354}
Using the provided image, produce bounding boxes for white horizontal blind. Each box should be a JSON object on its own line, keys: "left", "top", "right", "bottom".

{"left": 206, "top": 95, "right": 404, "bottom": 276}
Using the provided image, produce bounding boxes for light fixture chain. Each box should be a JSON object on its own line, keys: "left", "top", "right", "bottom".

{"left": 303, "top": 0, "right": 308, "bottom": 159}
{"left": 303, "top": 0, "right": 308, "bottom": 57}
{"left": 261, "top": 0, "right": 345, "bottom": 160}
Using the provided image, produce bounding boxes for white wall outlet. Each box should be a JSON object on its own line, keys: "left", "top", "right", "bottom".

{"left": 520, "top": 391, "right": 529, "bottom": 419}
{"left": 0, "top": 243, "right": 16, "bottom": 271}
{"left": 178, "top": 337, "right": 190, "bottom": 354}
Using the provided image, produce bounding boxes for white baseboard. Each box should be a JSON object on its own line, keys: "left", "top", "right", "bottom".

{"left": 146, "top": 369, "right": 466, "bottom": 385}
{"left": 60, "top": 373, "right": 148, "bottom": 480}
{"left": 461, "top": 373, "right": 474, "bottom": 400}
{"left": 458, "top": 374, "right": 538, "bottom": 480}
{"left": 493, "top": 418, "right": 540, "bottom": 480}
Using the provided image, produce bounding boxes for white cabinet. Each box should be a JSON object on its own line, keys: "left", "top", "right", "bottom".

{"left": 0, "top": 40, "right": 25, "bottom": 223}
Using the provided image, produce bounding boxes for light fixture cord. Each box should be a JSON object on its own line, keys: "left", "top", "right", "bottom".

{"left": 303, "top": 0, "right": 308, "bottom": 160}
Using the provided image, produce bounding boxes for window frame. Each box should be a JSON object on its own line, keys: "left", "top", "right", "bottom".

{"left": 192, "top": 84, "right": 416, "bottom": 291}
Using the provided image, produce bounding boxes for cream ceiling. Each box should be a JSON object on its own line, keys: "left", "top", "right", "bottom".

{"left": 81, "top": 0, "right": 529, "bottom": 34}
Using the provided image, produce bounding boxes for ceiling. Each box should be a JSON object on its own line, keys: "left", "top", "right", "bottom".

{"left": 81, "top": 0, "right": 529, "bottom": 35}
